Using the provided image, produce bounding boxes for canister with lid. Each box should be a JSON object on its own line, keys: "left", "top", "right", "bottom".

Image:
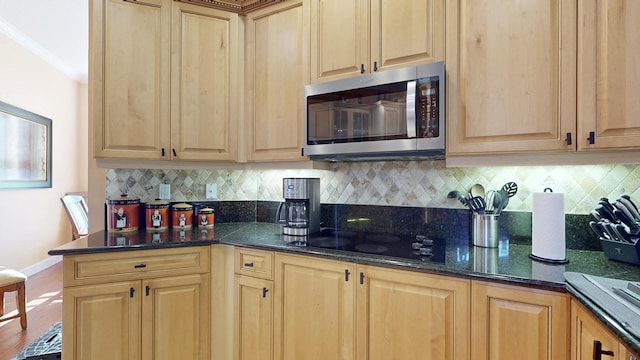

{"left": 198, "top": 207, "right": 215, "bottom": 228}
{"left": 145, "top": 199, "right": 170, "bottom": 231}
{"left": 171, "top": 202, "right": 194, "bottom": 229}
{"left": 106, "top": 195, "right": 140, "bottom": 232}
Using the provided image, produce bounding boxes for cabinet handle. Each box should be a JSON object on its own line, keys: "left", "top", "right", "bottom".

{"left": 565, "top": 132, "right": 572, "bottom": 145}
{"left": 244, "top": 262, "right": 254, "bottom": 267}
{"left": 360, "top": 64, "right": 365, "bottom": 74}
{"left": 345, "top": 269, "right": 351, "bottom": 282}
{"left": 130, "top": 287, "right": 135, "bottom": 298}
{"left": 161, "top": 148, "right": 165, "bottom": 157}
{"left": 134, "top": 263, "right": 147, "bottom": 269}
{"left": 172, "top": 148, "right": 177, "bottom": 157}
{"left": 373, "top": 61, "right": 378, "bottom": 72}
{"left": 593, "top": 340, "right": 615, "bottom": 360}
{"left": 262, "top": 287, "right": 269, "bottom": 298}
{"left": 360, "top": 272, "right": 365, "bottom": 284}
{"left": 146, "top": 285, "right": 150, "bottom": 296}
{"left": 588, "top": 131, "right": 595, "bottom": 144}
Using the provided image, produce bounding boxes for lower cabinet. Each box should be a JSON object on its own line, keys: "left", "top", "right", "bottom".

{"left": 273, "top": 254, "right": 470, "bottom": 360}
{"left": 274, "top": 254, "right": 357, "bottom": 360}
{"left": 470, "top": 281, "right": 570, "bottom": 360}
{"left": 234, "top": 248, "right": 274, "bottom": 360}
{"left": 62, "top": 247, "right": 211, "bottom": 360}
{"left": 356, "top": 265, "right": 470, "bottom": 360}
{"left": 571, "top": 299, "right": 638, "bottom": 360}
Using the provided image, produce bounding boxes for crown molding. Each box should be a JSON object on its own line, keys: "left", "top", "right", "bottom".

{"left": 179, "top": 0, "right": 286, "bottom": 15}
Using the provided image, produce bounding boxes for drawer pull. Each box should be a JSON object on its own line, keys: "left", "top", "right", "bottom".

{"left": 262, "top": 287, "right": 269, "bottom": 298}
{"left": 134, "top": 263, "right": 147, "bottom": 269}
{"left": 146, "top": 285, "right": 150, "bottom": 296}
{"left": 244, "top": 262, "right": 254, "bottom": 267}
{"left": 130, "top": 288, "right": 135, "bottom": 298}
{"left": 345, "top": 269, "right": 350, "bottom": 282}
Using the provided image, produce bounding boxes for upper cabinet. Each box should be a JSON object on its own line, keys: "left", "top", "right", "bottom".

{"left": 309, "top": 0, "right": 444, "bottom": 83}
{"left": 92, "top": 0, "right": 239, "bottom": 161}
{"left": 244, "top": 0, "right": 308, "bottom": 161}
{"left": 446, "top": 0, "right": 577, "bottom": 155}
{"left": 577, "top": 0, "right": 640, "bottom": 151}
{"left": 447, "top": 0, "right": 640, "bottom": 156}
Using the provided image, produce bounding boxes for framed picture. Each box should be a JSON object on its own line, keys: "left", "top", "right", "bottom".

{"left": 0, "top": 100, "right": 52, "bottom": 189}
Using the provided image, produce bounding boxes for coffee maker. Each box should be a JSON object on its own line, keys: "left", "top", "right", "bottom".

{"left": 277, "top": 178, "right": 321, "bottom": 237}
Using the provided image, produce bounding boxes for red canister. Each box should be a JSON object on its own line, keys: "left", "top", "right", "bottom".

{"left": 197, "top": 207, "right": 215, "bottom": 228}
{"left": 106, "top": 195, "right": 140, "bottom": 232}
{"left": 145, "top": 199, "right": 170, "bottom": 231}
{"left": 171, "top": 203, "right": 193, "bottom": 229}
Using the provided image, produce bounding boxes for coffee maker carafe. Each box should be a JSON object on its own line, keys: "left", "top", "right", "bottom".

{"left": 277, "top": 178, "right": 320, "bottom": 237}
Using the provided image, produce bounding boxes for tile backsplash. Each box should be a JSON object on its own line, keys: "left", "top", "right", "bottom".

{"left": 105, "top": 160, "right": 640, "bottom": 214}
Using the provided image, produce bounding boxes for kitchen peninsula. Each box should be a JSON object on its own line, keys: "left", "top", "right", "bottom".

{"left": 50, "top": 221, "right": 640, "bottom": 360}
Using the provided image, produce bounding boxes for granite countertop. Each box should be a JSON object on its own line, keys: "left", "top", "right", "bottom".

{"left": 49, "top": 221, "right": 640, "bottom": 354}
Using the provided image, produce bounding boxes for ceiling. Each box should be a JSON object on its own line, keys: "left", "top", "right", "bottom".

{"left": 0, "top": 0, "right": 88, "bottom": 83}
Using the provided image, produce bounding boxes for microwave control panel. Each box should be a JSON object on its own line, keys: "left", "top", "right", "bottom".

{"left": 417, "top": 77, "right": 439, "bottom": 138}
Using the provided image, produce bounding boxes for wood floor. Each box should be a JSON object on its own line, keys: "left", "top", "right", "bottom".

{"left": 0, "top": 262, "right": 63, "bottom": 359}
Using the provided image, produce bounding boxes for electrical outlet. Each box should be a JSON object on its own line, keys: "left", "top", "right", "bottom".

{"left": 159, "top": 184, "right": 171, "bottom": 200}
{"left": 206, "top": 183, "right": 217, "bottom": 199}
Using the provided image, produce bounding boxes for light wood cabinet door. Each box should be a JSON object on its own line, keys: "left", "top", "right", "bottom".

{"left": 63, "top": 281, "right": 141, "bottom": 360}
{"left": 577, "top": 0, "right": 640, "bottom": 150}
{"left": 171, "top": 2, "right": 238, "bottom": 161}
{"left": 471, "top": 281, "right": 570, "bottom": 360}
{"left": 309, "top": 0, "right": 444, "bottom": 83}
{"left": 446, "top": 0, "right": 577, "bottom": 155}
{"left": 571, "top": 299, "right": 626, "bottom": 360}
{"left": 234, "top": 275, "right": 274, "bottom": 360}
{"left": 92, "top": 0, "right": 171, "bottom": 159}
{"left": 274, "top": 254, "right": 356, "bottom": 360}
{"left": 309, "top": 0, "right": 368, "bottom": 83}
{"left": 370, "top": 0, "right": 444, "bottom": 74}
{"left": 142, "top": 274, "right": 211, "bottom": 360}
{"left": 356, "top": 265, "right": 470, "bottom": 360}
{"left": 245, "top": 0, "right": 307, "bottom": 161}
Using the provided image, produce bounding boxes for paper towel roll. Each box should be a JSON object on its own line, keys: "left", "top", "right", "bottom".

{"left": 531, "top": 191, "right": 567, "bottom": 262}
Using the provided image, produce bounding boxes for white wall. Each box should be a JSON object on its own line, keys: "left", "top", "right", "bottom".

{"left": 0, "top": 32, "right": 87, "bottom": 271}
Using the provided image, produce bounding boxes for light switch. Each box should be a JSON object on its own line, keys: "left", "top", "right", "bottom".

{"left": 206, "top": 183, "right": 217, "bottom": 199}
{"left": 159, "top": 184, "right": 171, "bottom": 200}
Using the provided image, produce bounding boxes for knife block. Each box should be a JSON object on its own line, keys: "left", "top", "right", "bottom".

{"left": 600, "top": 238, "right": 640, "bottom": 265}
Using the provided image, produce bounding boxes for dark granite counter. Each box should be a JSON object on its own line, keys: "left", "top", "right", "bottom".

{"left": 49, "top": 221, "right": 640, "bottom": 355}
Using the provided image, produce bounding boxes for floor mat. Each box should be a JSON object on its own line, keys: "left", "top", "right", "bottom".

{"left": 15, "top": 321, "right": 61, "bottom": 360}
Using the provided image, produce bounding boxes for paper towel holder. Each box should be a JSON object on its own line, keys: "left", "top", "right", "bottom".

{"left": 529, "top": 187, "right": 570, "bottom": 264}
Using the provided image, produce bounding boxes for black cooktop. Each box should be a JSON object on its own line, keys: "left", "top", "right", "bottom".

{"left": 288, "top": 229, "right": 446, "bottom": 264}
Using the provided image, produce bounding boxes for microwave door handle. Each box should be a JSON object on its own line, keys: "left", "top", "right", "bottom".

{"left": 406, "top": 80, "right": 417, "bottom": 138}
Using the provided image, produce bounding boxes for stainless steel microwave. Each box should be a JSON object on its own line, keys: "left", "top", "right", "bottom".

{"left": 303, "top": 61, "right": 445, "bottom": 161}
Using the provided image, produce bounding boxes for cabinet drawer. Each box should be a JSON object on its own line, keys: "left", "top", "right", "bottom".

{"left": 64, "top": 246, "right": 210, "bottom": 286}
{"left": 234, "top": 248, "right": 273, "bottom": 280}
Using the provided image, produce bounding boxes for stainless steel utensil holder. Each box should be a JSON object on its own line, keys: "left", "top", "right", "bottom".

{"left": 472, "top": 213, "right": 499, "bottom": 248}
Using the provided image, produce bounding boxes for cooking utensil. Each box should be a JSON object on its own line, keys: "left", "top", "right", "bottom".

{"left": 468, "top": 196, "right": 486, "bottom": 214}
{"left": 589, "top": 210, "right": 602, "bottom": 223}
{"left": 447, "top": 190, "right": 468, "bottom": 207}
{"left": 501, "top": 182, "right": 518, "bottom": 198}
{"left": 494, "top": 189, "right": 509, "bottom": 215}
{"left": 485, "top": 190, "right": 496, "bottom": 213}
{"left": 491, "top": 191, "right": 503, "bottom": 214}
{"left": 588, "top": 220, "right": 607, "bottom": 240}
{"left": 469, "top": 183, "right": 485, "bottom": 200}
